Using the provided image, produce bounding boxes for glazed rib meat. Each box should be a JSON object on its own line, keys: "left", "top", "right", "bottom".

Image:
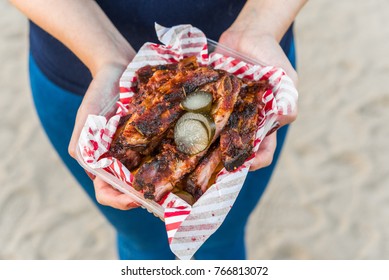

{"left": 220, "top": 80, "right": 268, "bottom": 171}
{"left": 109, "top": 56, "right": 269, "bottom": 203}
{"left": 134, "top": 139, "right": 206, "bottom": 200}
{"left": 201, "top": 72, "right": 242, "bottom": 139}
{"left": 135, "top": 56, "right": 198, "bottom": 104}
{"left": 133, "top": 73, "right": 241, "bottom": 201}
{"left": 131, "top": 67, "right": 220, "bottom": 139}
{"left": 108, "top": 116, "right": 142, "bottom": 170}
{"left": 109, "top": 58, "right": 219, "bottom": 170}
{"left": 119, "top": 66, "right": 220, "bottom": 151}
{"left": 184, "top": 143, "right": 222, "bottom": 201}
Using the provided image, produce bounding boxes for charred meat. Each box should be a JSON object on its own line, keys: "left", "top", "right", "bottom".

{"left": 184, "top": 142, "right": 222, "bottom": 201}
{"left": 220, "top": 80, "right": 268, "bottom": 171}
{"left": 110, "top": 58, "right": 219, "bottom": 169}
{"left": 109, "top": 56, "right": 264, "bottom": 203}
{"left": 133, "top": 72, "right": 240, "bottom": 201}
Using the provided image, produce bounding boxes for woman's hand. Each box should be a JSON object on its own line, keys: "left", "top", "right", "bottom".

{"left": 217, "top": 0, "right": 306, "bottom": 171}
{"left": 68, "top": 61, "right": 142, "bottom": 211}
{"left": 219, "top": 32, "right": 298, "bottom": 171}
{"left": 68, "top": 62, "right": 142, "bottom": 211}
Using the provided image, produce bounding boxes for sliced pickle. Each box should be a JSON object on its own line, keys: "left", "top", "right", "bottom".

{"left": 178, "top": 112, "right": 215, "bottom": 142}
{"left": 174, "top": 118, "right": 209, "bottom": 155}
{"left": 181, "top": 91, "right": 213, "bottom": 113}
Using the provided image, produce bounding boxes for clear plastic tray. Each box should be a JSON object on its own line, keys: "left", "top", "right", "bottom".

{"left": 75, "top": 39, "right": 265, "bottom": 220}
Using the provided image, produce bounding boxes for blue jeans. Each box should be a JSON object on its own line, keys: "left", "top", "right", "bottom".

{"left": 29, "top": 44, "right": 295, "bottom": 259}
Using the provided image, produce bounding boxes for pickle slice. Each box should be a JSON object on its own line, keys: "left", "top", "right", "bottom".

{"left": 181, "top": 91, "right": 213, "bottom": 113}
{"left": 178, "top": 112, "right": 215, "bottom": 142}
{"left": 174, "top": 118, "right": 209, "bottom": 155}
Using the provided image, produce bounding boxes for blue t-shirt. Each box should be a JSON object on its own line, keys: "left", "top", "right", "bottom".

{"left": 29, "top": 0, "right": 294, "bottom": 96}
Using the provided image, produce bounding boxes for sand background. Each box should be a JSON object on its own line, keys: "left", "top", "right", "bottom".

{"left": 2, "top": 0, "right": 389, "bottom": 259}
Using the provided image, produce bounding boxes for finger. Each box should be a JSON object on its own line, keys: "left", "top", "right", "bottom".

{"left": 249, "top": 132, "right": 277, "bottom": 171}
{"left": 93, "top": 176, "right": 141, "bottom": 210}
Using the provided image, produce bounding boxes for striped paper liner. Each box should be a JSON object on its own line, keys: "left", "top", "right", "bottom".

{"left": 77, "top": 24, "right": 298, "bottom": 260}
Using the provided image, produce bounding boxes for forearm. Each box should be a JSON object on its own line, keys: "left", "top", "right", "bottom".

{"left": 228, "top": 0, "right": 308, "bottom": 42}
{"left": 10, "top": 0, "right": 135, "bottom": 76}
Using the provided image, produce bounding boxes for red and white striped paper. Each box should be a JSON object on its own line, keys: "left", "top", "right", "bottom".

{"left": 78, "top": 24, "right": 298, "bottom": 260}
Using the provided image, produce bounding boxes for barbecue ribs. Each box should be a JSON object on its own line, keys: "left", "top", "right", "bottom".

{"left": 109, "top": 56, "right": 265, "bottom": 203}
{"left": 110, "top": 57, "right": 219, "bottom": 170}
{"left": 133, "top": 72, "right": 240, "bottom": 201}
{"left": 220, "top": 80, "right": 268, "bottom": 171}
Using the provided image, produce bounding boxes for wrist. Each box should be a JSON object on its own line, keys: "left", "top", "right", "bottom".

{"left": 226, "top": 2, "right": 285, "bottom": 43}
{"left": 89, "top": 42, "right": 136, "bottom": 78}
{"left": 225, "top": 0, "right": 306, "bottom": 44}
{"left": 219, "top": 29, "right": 276, "bottom": 52}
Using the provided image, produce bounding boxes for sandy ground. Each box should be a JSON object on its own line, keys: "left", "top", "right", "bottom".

{"left": 2, "top": 0, "right": 389, "bottom": 259}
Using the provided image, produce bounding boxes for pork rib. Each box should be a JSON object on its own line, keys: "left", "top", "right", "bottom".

{"left": 134, "top": 72, "right": 241, "bottom": 201}
{"left": 184, "top": 143, "right": 222, "bottom": 200}
{"left": 109, "top": 58, "right": 219, "bottom": 170}
{"left": 220, "top": 80, "right": 268, "bottom": 171}
{"left": 120, "top": 66, "right": 220, "bottom": 151}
